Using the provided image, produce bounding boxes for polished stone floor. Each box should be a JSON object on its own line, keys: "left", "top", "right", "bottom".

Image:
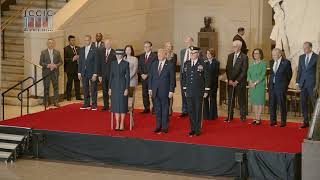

{"left": 1, "top": 78, "right": 303, "bottom": 180}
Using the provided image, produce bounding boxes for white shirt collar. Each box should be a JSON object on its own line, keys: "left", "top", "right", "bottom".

{"left": 117, "top": 59, "right": 122, "bottom": 64}
{"left": 306, "top": 52, "right": 313, "bottom": 58}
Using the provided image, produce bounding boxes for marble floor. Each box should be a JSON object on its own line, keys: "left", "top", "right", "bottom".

{"left": 0, "top": 79, "right": 304, "bottom": 180}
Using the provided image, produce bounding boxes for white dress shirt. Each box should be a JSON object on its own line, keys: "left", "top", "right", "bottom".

{"left": 48, "top": 49, "right": 53, "bottom": 63}
{"left": 85, "top": 44, "right": 91, "bottom": 59}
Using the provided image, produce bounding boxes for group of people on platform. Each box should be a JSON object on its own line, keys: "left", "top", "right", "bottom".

{"left": 39, "top": 27, "right": 320, "bottom": 136}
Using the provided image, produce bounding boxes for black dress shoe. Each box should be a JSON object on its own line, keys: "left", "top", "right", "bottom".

{"left": 100, "top": 107, "right": 109, "bottom": 112}
{"left": 153, "top": 128, "right": 161, "bottom": 133}
{"left": 240, "top": 117, "right": 246, "bottom": 122}
{"left": 224, "top": 117, "right": 233, "bottom": 122}
{"left": 67, "top": 98, "right": 71, "bottom": 101}
{"left": 188, "top": 131, "right": 194, "bottom": 136}
{"left": 194, "top": 132, "right": 201, "bottom": 136}
{"left": 300, "top": 123, "right": 309, "bottom": 129}
{"left": 162, "top": 129, "right": 168, "bottom": 133}
{"left": 179, "top": 113, "right": 188, "bottom": 118}
{"left": 280, "top": 123, "right": 286, "bottom": 128}
{"left": 76, "top": 97, "right": 83, "bottom": 100}
{"left": 141, "top": 109, "right": 150, "bottom": 114}
{"left": 270, "top": 122, "right": 277, "bottom": 127}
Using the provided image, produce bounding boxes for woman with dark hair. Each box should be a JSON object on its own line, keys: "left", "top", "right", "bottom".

{"left": 247, "top": 48, "right": 267, "bottom": 125}
{"left": 203, "top": 48, "right": 220, "bottom": 120}
{"left": 109, "top": 49, "right": 130, "bottom": 131}
{"left": 124, "top": 45, "right": 138, "bottom": 93}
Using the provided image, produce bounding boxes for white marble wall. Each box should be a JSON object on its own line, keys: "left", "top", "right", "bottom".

{"left": 173, "top": 0, "right": 272, "bottom": 67}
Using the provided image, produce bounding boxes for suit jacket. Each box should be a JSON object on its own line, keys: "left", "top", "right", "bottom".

{"left": 138, "top": 52, "right": 157, "bottom": 76}
{"left": 296, "top": 52, "right": 318, "bottom": 89}
{"left": 39, "top": 49, "right": 62, "bottom": 76}
{"left": 269, "top": 58, "right": 292, "bottom": 92}
{"left": 78, "top": 45, "right": 97, "bottom": 77}
{"left": 149, "top": 60, "right": 175, "bottom": 98}
{"left": 233, "top": 34, "right": 248, "bottom": 54}
{"left": 92, "top": 41, "right": 105, "bottom": 49}
{"left": 316, "top": 55, "right": 320, "bottom": 92}
{"left": 64, "top": 45, "right": 80, "bottom": 73}
{"left": 226, "top": 52, "right": 248, "bottom": 86}
{"left": 207, "top": 59, "right": 220, "bottom": 92}
{"left": 97, "top": 48, "right": 116, "bottom": 79}
{"left": 182, "top": 59, "right": 210, "bottom": 97}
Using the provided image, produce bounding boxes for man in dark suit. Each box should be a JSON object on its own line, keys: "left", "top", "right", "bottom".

{"left": 296, "top": 42, "right": 318, "bottom": 128}
{"left": 182, "top": 46, "right": 210, "bottom": 136}
{"left": 64, "top": 35, "right": 82, "bottom": 101}
{"left": 149, "top": 49, "right": 175, "bottom": 133}
{"left": 225, "top": 40, "right": 249, "bottom": 122}
{"left": 138, "top": 41, "right": 157, "bottom": 113}
{"left": 179, "top": 37, "right": 194, "bottom": 117}
{"left": 39, "top": 39, "right": 62, "bottom": 107}
{"left": 78, "top": 35, "right": 98, "bottom": 110}
{"left": 233, "top": 27, "right": 248, "bottom": 55}
{"left": 269, "top": 48, "right": 292, "bottom": 127}
{"left": 97, "top": 39, "right": 116, "bottom": 111}
{"left": 93, "top": 33, "right": 104, "bottom": 49}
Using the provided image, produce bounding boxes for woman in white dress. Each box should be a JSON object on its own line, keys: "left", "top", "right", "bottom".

{"left": 124, "top": 45, "right": 138, "bottom": 96}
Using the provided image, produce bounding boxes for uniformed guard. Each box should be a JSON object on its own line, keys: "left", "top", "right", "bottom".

{"left": 182, "top": 46, "right": 210, "bottom": 136}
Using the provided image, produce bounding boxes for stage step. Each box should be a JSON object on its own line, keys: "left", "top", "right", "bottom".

{"left": 0, "top": 133, "right": 25, "bottom": 142}
{"left": 0, "top": 126, "right": 31, "bottom": 163}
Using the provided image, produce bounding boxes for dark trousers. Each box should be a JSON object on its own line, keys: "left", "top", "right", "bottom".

{"left": 187, "top": 96, "right": 203, "bottom": 134}
{"left": 227, "top": 84, "right": 246, "bottom": 118}
{"left": 300, "top": 86, "right": 316, "bottom": 124}
{"left": 203, "top": 91, "right": 218, "bottom": 120}
{"left": 142, "top": 79, "right": 152, "bottom": 110}
{"left": 43, "top": 72, "right": 59, "bottom": 105}
{"left": 101, "top": 76, "right": 110, "bottom": 109}
{"left": 154, "top": 93, "right": 169, "bottom": 129}
{"left": 82, "top": 76, "right": 97, "bottom": 107}
{"left": 180, "top": 78, "right": 188, "bottom": 113}
{"left": 269, "top": 88, "right": 287, "bottom": 124}
{"left": 66, "top": 72, "right": 80, "bottom": 99}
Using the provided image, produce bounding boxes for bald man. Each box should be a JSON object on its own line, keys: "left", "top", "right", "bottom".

{"left": 269, "top": 48, "right": 292, "bottom": 127}
{"left": 225, "top": 40, "right": 249, "bottom": 122}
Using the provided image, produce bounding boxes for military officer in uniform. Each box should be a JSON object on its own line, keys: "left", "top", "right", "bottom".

{"left": 182, "top": 46, "right": 210, "bottom": 137}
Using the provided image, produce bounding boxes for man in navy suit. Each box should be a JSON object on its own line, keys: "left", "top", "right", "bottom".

{"left": 296, "top": 42, "right": 318, "bottom": 128}
{"left": 269, "top": 48, "right": 292, "bottom": 127}
{"left": 149, "top": 49, "right": 175, "bottom": 133}
{"left": 138, "top": 41, "right": 158, "bottom": 114}
{"left": 78, "top": 35, "right": 98, "bottom": 110}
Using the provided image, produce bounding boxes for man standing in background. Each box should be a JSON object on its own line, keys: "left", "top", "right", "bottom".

{"left": 97, "top": 39, "right": 116, "bottom": 111}
{"left": 296, "top": 42, "right": 318, "bottom": 128}
{"left": 39, "top": 39, "right": 62, "bottom": 107}
{"left": 64, "top": 35, "right": 82, "bottom": 101}
{"left": 179, "top": 37, "right": 194, "bottom": 117}
{"left": 233, "top": 27, "right": 248, "bottom": 55}
{"left": 93, "top": 33, "right": 104, "bottom": 49}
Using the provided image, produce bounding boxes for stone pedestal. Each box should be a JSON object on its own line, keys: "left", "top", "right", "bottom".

{"left": 302, "top": 140, "right": 320, "bottom": 180}
{"left": 24, "top": 30, "right": 65, "bottom": 97}
{"left": 197, "top": 32, "right": 218, "bottom": 58}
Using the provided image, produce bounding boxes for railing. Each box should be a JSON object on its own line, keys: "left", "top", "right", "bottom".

{"left": 23, "top": 57, "right": 43, "bottom": 97}
{"left": 1, "top": 77, "right": 35, "bottom": 120}
{"left": 17, "top": 72, "right": 53, "bottom": 117}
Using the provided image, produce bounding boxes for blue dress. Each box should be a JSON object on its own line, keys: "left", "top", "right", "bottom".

{"left": 109, "top": 60, "right": 130, "bottom": 113}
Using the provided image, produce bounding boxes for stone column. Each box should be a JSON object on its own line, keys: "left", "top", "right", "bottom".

{"left": 24, "top": 30, "right": 65, "bottom": 97}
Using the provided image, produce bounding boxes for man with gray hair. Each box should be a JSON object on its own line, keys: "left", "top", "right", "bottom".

{"left": 225, "top": 40, "right": 249, "bottom": 122}
{"left": 269, "top": 48, "right": 292, "bottom": 127}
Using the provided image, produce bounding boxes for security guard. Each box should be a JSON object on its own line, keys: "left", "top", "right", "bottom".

{"left": 182, "top": 46, "right": 210, "bottom": 136}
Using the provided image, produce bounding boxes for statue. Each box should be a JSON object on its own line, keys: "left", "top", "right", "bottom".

{"left": 269, "top": 0, "right": 290, "bottom": 57}
{"left": 200, "top": 16, "right": 215, "bottom": 32}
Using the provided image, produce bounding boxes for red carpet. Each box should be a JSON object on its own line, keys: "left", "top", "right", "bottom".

{"left": 0, "top": 103, "right": 307, "bottom": 153}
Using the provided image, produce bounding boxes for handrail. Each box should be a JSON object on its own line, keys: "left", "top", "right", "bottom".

{"left": 17, "top": 72, "right": 53, "bottom": 116}
{"left": 1, "top": 76, "right": 35, "bottom": 120}
{"left": 0, "top": 0, "right": 33, "bottom": 31}
{"left": 23, "top": 58, "right": 42, "bottom": 69}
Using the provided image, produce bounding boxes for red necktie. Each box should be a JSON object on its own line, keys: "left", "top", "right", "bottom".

{"left": 144, "top": 54, "right": 148, "bottom": 64}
